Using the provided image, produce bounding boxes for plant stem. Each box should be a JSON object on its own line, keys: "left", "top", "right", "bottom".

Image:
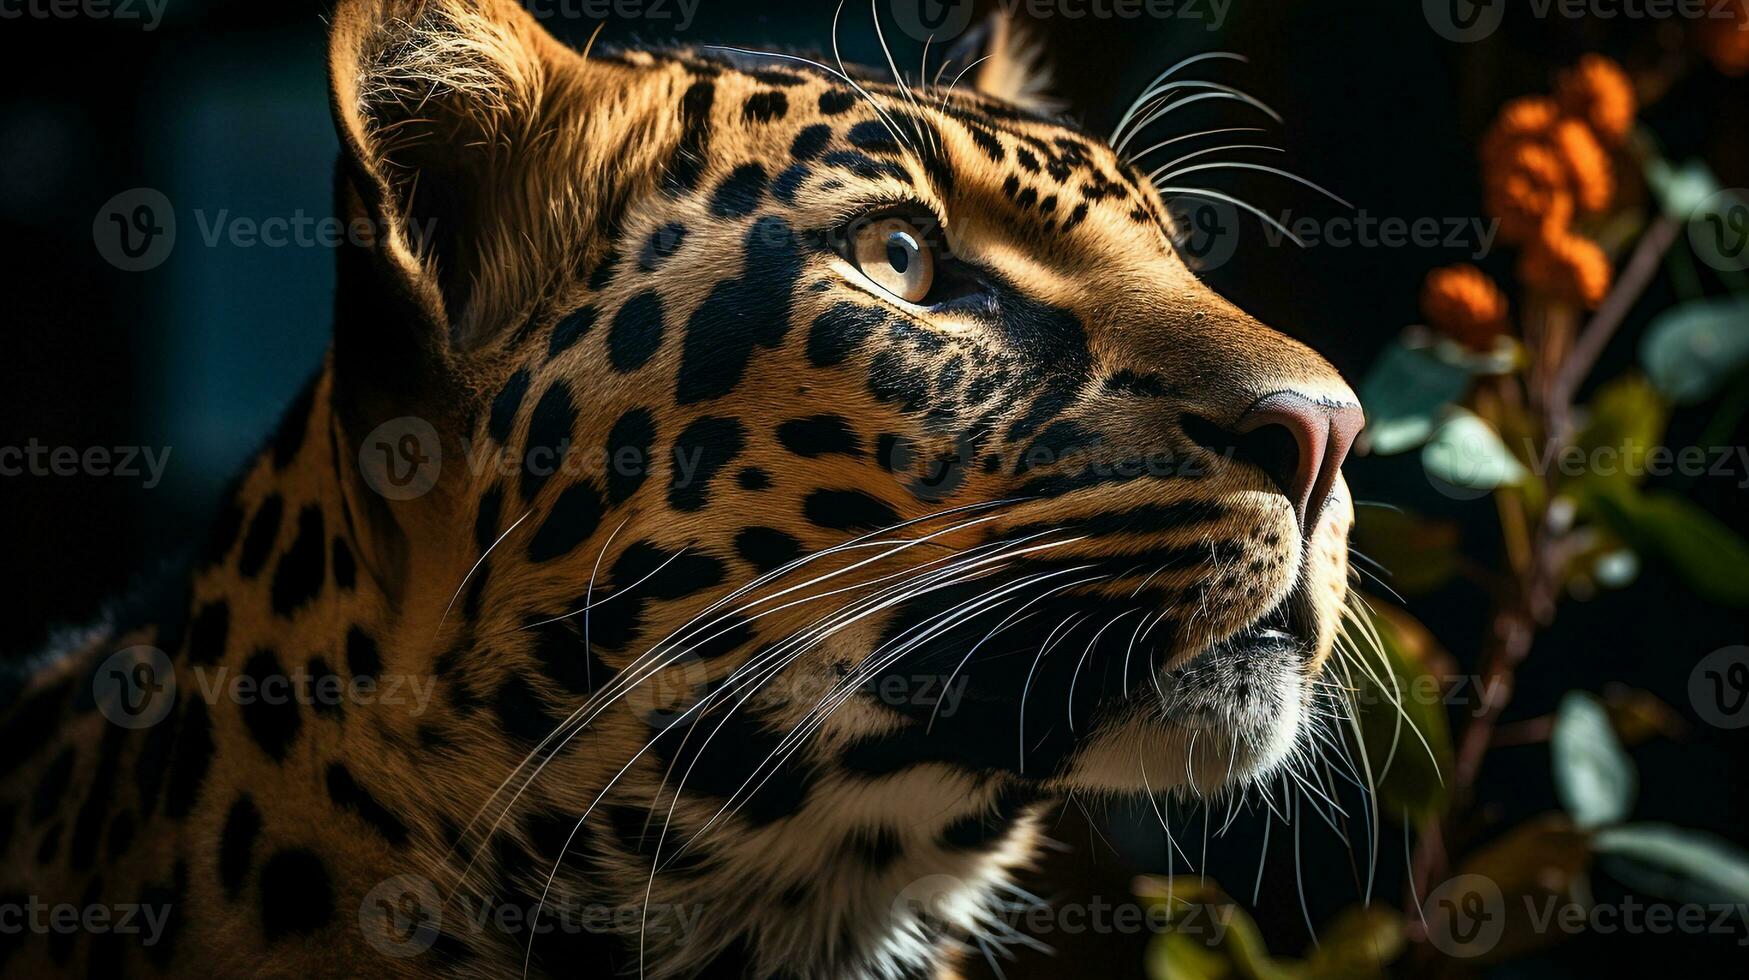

{"left": 1547, "top": 213, "right": 1681, "bottom": 435}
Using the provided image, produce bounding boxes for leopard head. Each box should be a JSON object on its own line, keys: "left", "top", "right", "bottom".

{"left": 324, "top": 0, "right": 1361, "bottom": 969}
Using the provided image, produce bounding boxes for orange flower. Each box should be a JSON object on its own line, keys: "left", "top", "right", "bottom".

{"left": 1518, "top": 230, "right": 1611, "bottom": 308}
{"left": 1480, "top": 96, "right": 1560, "bottom": 166}
{"left": 1556, "top": 55, "right": 1636, "bottom": 145}
{"left": 1484, "top": 141, "right": 1574, "bottom": 244}
{"left": 1421, "top": 264, "right": 1511, "bottom": 349}
{"left": 1699, "top": 0, "right": 1749, "bottom": 76}
{"left": 1550, "top": 118, "right": 1614, "bottom": 213}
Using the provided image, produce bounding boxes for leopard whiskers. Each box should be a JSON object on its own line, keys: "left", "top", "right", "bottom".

{"left": 1110, "top": 51, "right": 1249, "bottom": 148}
{"left": 1115, "top": 81, "right": 1282, "bottom": 157}
{"left": 525, "top": 533, "right": 1046, "bottom": 975}
{"left": 1156, "top": 186, "right": 1307, "bottom": 245}
{"left": 667, "top": 557, "right": 1095, "bottom": 863}
{"left": 436, "top": 506, "right": 532, "bottom": 635}
{"left": 1157, "top": 161, "right": 1353, "bottom": 210}
{"left": 460, "top": 501, "right": 1022, "bottom": 898}
{"left": 1146, "top": 143, "right": 1283, "bottom": 183}
{"left": 1066, "top": 609, "right": 1144, "bottom": 731}
{"left": 1019, "top": 611, "right": 1089, "bottom": 774}
{"left": 868, "top": 0, "right": 938, "bottom": 157}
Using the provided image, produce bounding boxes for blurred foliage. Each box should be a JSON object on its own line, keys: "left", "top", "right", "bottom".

{"left": 1147, "top": 41, "right": 1749, "bottom": 979}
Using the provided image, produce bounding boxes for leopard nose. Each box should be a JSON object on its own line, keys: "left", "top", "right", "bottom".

{"left": 1188, "top": 392, "right": 1364, "bottom": 536}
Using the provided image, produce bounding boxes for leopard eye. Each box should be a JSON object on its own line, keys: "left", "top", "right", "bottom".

{"left": 849, "top": 216, "right": 935, "bottom": 304}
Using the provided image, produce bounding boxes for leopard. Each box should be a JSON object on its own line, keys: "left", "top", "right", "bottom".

{"left": 0, "top": 1, "right": 1365, "bottom": 977}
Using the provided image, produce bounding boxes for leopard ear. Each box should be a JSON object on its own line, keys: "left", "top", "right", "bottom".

{"left": 327, "top": 0, "right": 573, "bottom": 354}
{"left": 946, "top": 11, "right": 1066, "bottom": 116}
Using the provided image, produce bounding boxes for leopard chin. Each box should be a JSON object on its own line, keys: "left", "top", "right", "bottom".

{"left": 1058, "top": 488, "right": 1353, "bottom": 798}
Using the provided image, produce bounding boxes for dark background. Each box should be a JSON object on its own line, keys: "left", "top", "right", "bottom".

{"left": 1, "top": 1, "right": 1745, "bottom": 975}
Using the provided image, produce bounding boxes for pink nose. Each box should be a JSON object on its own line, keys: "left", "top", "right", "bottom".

{"left": 1231, "top": 391, "right": 1364, "bottom": 535}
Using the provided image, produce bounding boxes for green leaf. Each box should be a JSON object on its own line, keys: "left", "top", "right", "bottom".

{"left": 1347, "top": 603, "right": 1454, "bottom": 822}
{"left": 1643, "top": 157, "right": 1723, "bottom": 221}
{"left": 1638, "top": 296, "right": 1749, "bottom": 404}
{"left": 1422, "top": 409, "right": 1527, "bottom": 491}
{"left": 1551, "top": 692, "right": 1637, "bottom": 828}
{"left": 1594, "top": 823, "right": 1749, "bottom": 904}
{"left": 1587, "top": 486, "right": 1749, "bottom": 607}
{"left": 1566, "top": 375, "right": 1669, "bottom": 492}
{"left": 1358, "top": 342, "right": 1472, "bottom": 455}
{"left": 1301, "top": 906, "right": 1403, "bottom": 980}
{"left": 1141, "top": 880, "right": 1301, "bottom": 980}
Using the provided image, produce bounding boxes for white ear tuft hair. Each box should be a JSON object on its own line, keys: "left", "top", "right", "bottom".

{"left": 967, "top": 12, "right": 1067, "bottom": 116}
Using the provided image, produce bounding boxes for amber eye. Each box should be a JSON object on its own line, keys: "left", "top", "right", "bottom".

{"left": 849, "top": 216, "right": 936, "bottom": 304}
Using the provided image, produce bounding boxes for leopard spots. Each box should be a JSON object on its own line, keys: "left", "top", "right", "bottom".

{"left": 240, "top": 648, "right": 301, "bottom": 762}
{"left": 527, "top": 616, "right": 615, "bottom": 697}
{"left": 734, "top": 526, "right": 802, "bottom": 574}
{"left": 607, "top": 290, "right": 665, "bottom": 374}
{"left": 345, "top": 626, "right": 380, "bottom": 682}
{"left": 306, "top": 658, "right": 343, "bottom": 718}
{"left": 637, "top": 223, "right": 687, "bottom": 271}
{"left": 237, "top": 494, "right": 283, "bottom": 578}
{"left": 528, "top": 483, "right": 605, "bottom": 562}
{"left": 218, "top": 795, "right": 260, "bottom": 898}
{"left": 258, "top": 848, "right": 333, "bottom": 940}
{"left": 663, "top": 80, "right": 715, "bottom": 197}
{"left": 668, "top": 417, "right": 744, "bottom": 511}
{"left": 270, "top": 506, "right": 325, "bottom": 617}
{"left": 548, "top": 305, "right": 597, "bottom": 359}
{"left": 807, "top": 302, "right": 885, "bottom": 367}
{"left": 737, "top": 467, "right": 771, "bottom": 491}
{"left": 604, "top": 407, "right": 656, "bottom": 505}
{"left": 324, "top": 763, "right": 408, "bottom": 845}
{"left": 742, "top": 90, "right": 787, "bottom": 123}
{"left": 790, "top": 123, "right": 830, "bottom": 161}
{"left": 493, "top": 674, "right": 566, "bottom": 746}
{"left": 817, "top": 87, "right": 856, "bottom": 114}
{"left": 490, "top": 370, "right": 532, "bottom": 444}
{"left": 675, "top": 216, "right": 804, "bottom": 403}
{"left": 522, "top": 383, "right": 580, "bottom": 502}
{"left": 804, "top": 489, "right": 899, "bottom": 532}
{"left": 777, "top": 415, "right": 863, "bottom": 458}
{"left": 772, "top": 164, "right": 810, "bottom": 204}
{"left": 330, "top": 536, "right": 355, "bottom": 590}
{"left": 163, "top": 699, "right": 213, "bottom": 818}
{"left": 709, "top": 163, "right": 767, "bottom": 218}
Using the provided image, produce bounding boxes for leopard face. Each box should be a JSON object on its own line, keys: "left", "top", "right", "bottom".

{"left": 331, "top": 0, "right": 1360, "bottom": 807}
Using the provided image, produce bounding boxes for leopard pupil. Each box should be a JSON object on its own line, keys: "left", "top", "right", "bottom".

{"left": 886, "top": 234, "right": 911, "bottom": 274}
